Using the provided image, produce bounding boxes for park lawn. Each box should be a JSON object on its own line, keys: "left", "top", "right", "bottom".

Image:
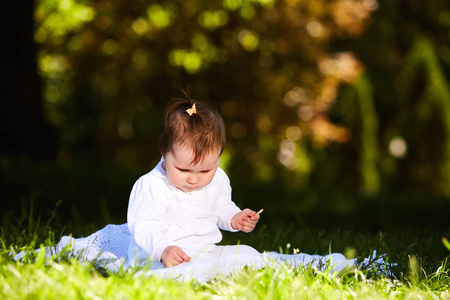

{"left": 1, "top": 221, "right": 449, "bottom": 299}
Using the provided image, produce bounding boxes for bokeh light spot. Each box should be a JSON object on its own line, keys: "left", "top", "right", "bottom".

{"left": 240, "top": 4, "right": 255, "bottom": 20}
{"left": 102, "top": 39, "right": 119, "bottom": 55}
{"left": 306, "top": 20, "right": 323, "bottom": 37}
{"left": 132, "top": 18, "right": 149, "bottom": 35}
{"left": 284, "top": 87, "right": 307, "bottom": 106}
{"left": 183, "top": 52, "right": 203, "bottom": 73}
{"left": 389, "top": 136, "right": 407, "bottom": 158}
{"left": 147, "top": 4, "right": 177, "bottom": 29}
{"left": 286, "top": 126, "right": 302, "bottom": 141}
{"left": 198, "top": 10, "right": 228, "bottom": 30}
{"left": 223, "top": 0, "right": 242, "bottom": 11}
{"left": 238, "top": 30, "right": 260, "bottom": 52}
{"left": 256, "top": 116, "right": 272, "bottom": 133}
{"left": 277, "top": 139, "right": 298, "bottom": 170}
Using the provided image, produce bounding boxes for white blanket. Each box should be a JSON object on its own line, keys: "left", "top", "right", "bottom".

{"left": 14, "top": 224, "right": 390, "bottom": 282}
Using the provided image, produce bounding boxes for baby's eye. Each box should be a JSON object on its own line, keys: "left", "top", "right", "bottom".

{"left": 177, "top": 168, "right": 189, "bottom": 172}
{"left": 201, "top": 170, "right": 211, "bottom": 173}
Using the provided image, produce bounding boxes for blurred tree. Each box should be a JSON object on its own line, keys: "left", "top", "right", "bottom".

{"left": 330, "top": 73, "right": 380, "bottom": 195}
{"left": 333, "top": 0, "right": 450, "bottom": 196}
{"left": 30, "top": 0, "right": 450, "bottom": 198}
{"left": 395, "top": 36, "right": 450, "bottom": 196}
{"left": 34, "top": 0, "right": 374, "bottom": 174}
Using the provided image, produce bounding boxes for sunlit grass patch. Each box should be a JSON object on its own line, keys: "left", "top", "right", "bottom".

{"left": 1, "top": 238, "right": 449, "bottom": 299}
{"left": 187, "top": 261, "right": 448, "bottom": 299}
{"left": 0, "top": 257, "right": 202, "bottom": 299}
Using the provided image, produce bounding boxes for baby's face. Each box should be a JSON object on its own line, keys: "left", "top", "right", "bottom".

{"left": 164, "top": 144, "right": 220, "bottom": 192}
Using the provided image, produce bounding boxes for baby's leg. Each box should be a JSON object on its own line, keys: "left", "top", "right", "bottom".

{"left": 184, "top": 245, "right": 215, "bottom": 263}
{"left": 214, "top": 244, "right": 260, "bottom": 258}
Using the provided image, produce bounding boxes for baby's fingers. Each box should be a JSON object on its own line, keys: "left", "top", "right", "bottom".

{"left": 242, "top": 208, "right": 255, "bottom": 217}
{"left": 240, "top": 217, "right": 257, "bottom": 225}
{"left": 240, "top": 224, "right": 255, "bottom": 233}
{"left": 173, "top": 248, "right": 191, "bottom": 263}
{"left": 178, "top": 251, "right": 191, "bottom": 263}
{"left": 239, "top": 220, "right": 257, "bottom": 232}
{"left": 250, "top": 214, "right": 260, "bottom": 222}
{"left": 164, "top": 257, "right": 180, "bottom": 268}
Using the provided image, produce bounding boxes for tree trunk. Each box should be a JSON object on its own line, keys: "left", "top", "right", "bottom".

{"left": 0, "top": 0, "right": 56, "bottom": 159}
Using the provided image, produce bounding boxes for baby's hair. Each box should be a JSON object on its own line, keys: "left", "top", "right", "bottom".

{"left": 158, "top": 91, "right": 226, "bottom": 165}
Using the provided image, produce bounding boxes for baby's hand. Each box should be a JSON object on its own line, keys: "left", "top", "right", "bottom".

{"left": 231, "top": 208, "right": 260, "bottom": 233}
{"left": 161, "top": 246, "right": 191, "bottom": 268}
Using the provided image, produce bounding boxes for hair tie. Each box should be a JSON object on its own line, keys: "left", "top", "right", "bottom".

{"left": 186, "top": 103, "right": 197, "bottom": 116}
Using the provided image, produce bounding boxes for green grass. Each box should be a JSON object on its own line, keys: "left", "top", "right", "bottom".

{"left": 1, "top": 208, "right": 450, "bottom": 299}
{"left": 1, "top": 247, "right": 449, "bottom": 299}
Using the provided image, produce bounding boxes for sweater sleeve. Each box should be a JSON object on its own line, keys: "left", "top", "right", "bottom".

{"left": 127, "top": 175, "right": 171, "bottom": 261}
{"left": 214, "top": 168, "right": 241, "bottom": 232}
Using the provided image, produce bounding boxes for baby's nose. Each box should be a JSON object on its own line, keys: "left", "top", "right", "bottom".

{"left": 187, "top": 174, "right": 198, "bottom": 184}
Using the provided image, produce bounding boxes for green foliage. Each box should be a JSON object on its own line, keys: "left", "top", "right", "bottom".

{"left": 35, "top": 0, "right": 95, "bottom": 42}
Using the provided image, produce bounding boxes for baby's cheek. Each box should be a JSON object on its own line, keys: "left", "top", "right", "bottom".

{"left": 203, "top": 177, "right": 213, "bottom": 186}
